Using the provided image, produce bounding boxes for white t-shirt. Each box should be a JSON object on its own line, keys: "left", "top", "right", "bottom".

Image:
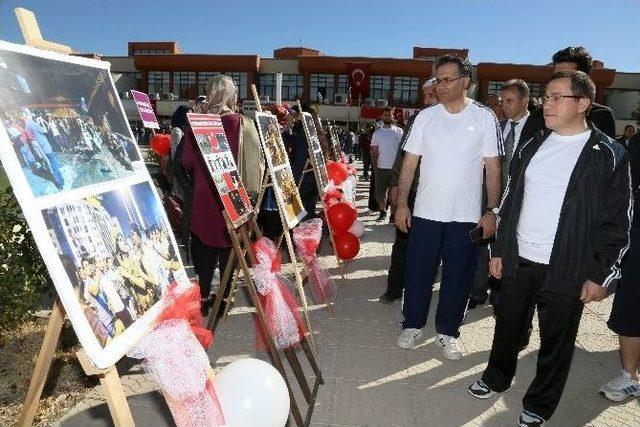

{"left": 403, "top": 101, "right": 502, "bottom": 223}
{"left": 517, "top": 129, "right": 591, "bottom": 264}
{"left": 371, "top": 125, "right": 403, "bottom": 169}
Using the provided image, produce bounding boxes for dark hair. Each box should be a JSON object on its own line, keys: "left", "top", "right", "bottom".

{"left": 624, "top": 124, "right": 636, "bottom": 131}
{"left": 436, "top": 55, "right": 472, "bottom": 78}
{"left": 501, "top": 79, "right": 530, "bottom": 99}
{"left": 548, "top": 70, "right": 596, "bottom": 108}
{"left": 552, "top": 46, "right": 593, "bottom": 74}
{"left": 171, "top": 105, "right": 192, "bottom": 129}
{"left": 382, "top": 107, "right": 394, "bottom": 114}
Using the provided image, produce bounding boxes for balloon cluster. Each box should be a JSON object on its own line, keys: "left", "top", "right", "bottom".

{"left": 323, "top": 191, "right": 363, "bottom": 261}
{"left": 150, "top": 133, "right": 171, "bottom": 156}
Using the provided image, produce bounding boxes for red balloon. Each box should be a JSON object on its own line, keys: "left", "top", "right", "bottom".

{"left": 150, "top": 134, "right": 171, "bottom": 156}
{"left": 333, "top": 232, "right": 360, "bottom": 260}
{"left": 327, "top": 202, "right": 357, "bottom": 233}
{"left": 326, "top": 161, "right": 349, "bottom": 185}
{"left": 323, "top": 187, "right": 343, "bottom": 207}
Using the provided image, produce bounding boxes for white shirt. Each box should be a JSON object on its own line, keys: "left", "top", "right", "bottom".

{"left": 371, "top": 125, "right": 403, "bottom": 169}
{"left": 502, "top": 111, "right": 530, "bottom": 156}
{"left": 403, "top": 101, "right": 502, "bottom": 223}
{"left": 517, "top": 129, "right": 591, "bottom": 264}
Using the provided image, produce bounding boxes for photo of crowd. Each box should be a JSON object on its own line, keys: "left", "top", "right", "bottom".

{"left": 0, "top": 48, "right": 141, "bottom": 197}
{"left": 274, "top": 168, "right": 306, "bottom": 227}
{"left": 256, "top": 113, "right": 288, "bottom": 168}
{"left": 43, "top": 181, "right": 184, "bottom": 347}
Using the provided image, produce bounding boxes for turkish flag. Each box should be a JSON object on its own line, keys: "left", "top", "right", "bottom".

{"left": 347, "top": 62, "right": 370, "bottom": 105}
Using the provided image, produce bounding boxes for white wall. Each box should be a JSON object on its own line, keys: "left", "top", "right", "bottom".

{"left": 606, "top": 91, "right": 640, "bottom": 120}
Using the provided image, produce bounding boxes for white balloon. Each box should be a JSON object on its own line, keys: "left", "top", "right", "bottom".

{"left": 348, "top": 220, "right": 365, "bottom": 237}
{"left": 214, "top": 358, "right": 290, "bottom": 427}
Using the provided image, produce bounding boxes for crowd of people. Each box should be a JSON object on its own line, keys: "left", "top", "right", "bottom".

{"left": 78, "top": 224, "right": 181, "bottom": 346}
{"left": 151, "top": 46, "right": 639, "bottom": 427}
{"left": 4, "top": 105, "right": 136, "bottom": 191}
{"left": 365, "top": 46, "right": 638, "bottom": 427}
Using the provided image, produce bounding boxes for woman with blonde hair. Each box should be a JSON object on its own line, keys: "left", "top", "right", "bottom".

{"left": 182, "top": 75, "right": 264, "bottom": 315}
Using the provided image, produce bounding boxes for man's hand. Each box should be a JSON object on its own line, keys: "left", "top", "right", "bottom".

{"left": 580, "top": 280, "right": 607, "bottom": 303}
{"left": 389, "top": 186, "right": 398, "bottom": 205}
{"left": 489, "top": 257, "right": 502, "bottom": 279}
{"left": 395, "top": 204, "right": 411, "bottom": 233}
{"left": 478, "top": 212, "right": 497, "bottom": 239}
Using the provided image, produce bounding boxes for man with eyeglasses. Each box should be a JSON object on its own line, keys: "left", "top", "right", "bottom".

{"left": 468, "top": 71, "right": 632, "bottom": 427}
{"left": 523, "top": 46, "right": 616, "bottom": 141}
{"left": 395, "top": 55, "right": 503, "bottom": 360}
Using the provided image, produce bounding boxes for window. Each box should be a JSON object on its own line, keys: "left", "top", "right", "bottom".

{"left": 393, "top": 76, "right": 420, "bottom": 104}
{"left": 172, "top": 71, "right": 196, "bottom": 99}
{"left": 225, "top": 72, "right": 248, "bottom": 99}
{"left": 336, "top": 74, "right": 348, "bottom": 95}
{"left": 528, "top": 82, "right": 542, "bottom": 98}
{"left": 310, "top": 74, "right": 335, "bottom": 102}
{"left": 147, "top": 71, "right": 170, "bottom": 95}
{"left": 281, "top": 74, "right": 303, "bottom": 100}
{"left": 488, "top": 81, "right": 505, "bottom": 96}
{"left": 197, "top": 72, "right": 217, "bottom": 95}
{"left": 133, "top": 49, "right": 171, "bottom": 55}
{"left": 258, "top": 74, "right": 276, "bottom": 100}
{"left": 370, "top": 75, "right": 391, "bottom": 101}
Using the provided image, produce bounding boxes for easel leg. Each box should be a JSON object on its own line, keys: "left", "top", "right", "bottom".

{"left": 284, "top": 348, "right": 312, "bottom": 404}
{"left": 19, "top": 299, "right": 65, "bottom": 427}
{"left": 98, "top": 366, "right": 135, "bottom": 426}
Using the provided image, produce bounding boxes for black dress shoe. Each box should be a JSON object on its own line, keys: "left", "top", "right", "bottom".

{"left": 379, "top": 293, "right": 401, "bottom": 304}
{"left": 467, "top": 296, "right": 487, "bottom": 310}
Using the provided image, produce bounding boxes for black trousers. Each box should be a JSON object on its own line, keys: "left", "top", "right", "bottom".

{"left": 190, "top": 233, "right": 232, "bottom": 299}
{"left": 470, "top": 245, "right": 490, "bottom": 302}
{"left": 384, "top": 191, "right": 416, "bottom": 297}
{"left": 481, "top": 258, "right": 584, "bottom": 420}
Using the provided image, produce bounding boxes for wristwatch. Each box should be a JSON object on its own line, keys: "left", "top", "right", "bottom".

{"left": 486, "top": 207, "right": 499, "bottom": 215}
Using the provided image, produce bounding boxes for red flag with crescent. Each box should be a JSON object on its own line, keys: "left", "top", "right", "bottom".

{"left": 347, "top": 62, "right": 370, "bottom": 104}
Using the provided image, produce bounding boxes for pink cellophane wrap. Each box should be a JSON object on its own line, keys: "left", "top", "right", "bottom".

{"left": 252, "top": 237, "right": 306, "bottom": 350}
{"left": 292, "top": 218, "right": 337, "bottom": 304}
{"left": 127, "top": 283, "right": 225, "bottom": 427}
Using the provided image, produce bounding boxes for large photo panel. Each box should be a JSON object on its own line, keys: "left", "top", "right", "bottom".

{"left": 0, "top": 41, "right": 188, "bottom": 369}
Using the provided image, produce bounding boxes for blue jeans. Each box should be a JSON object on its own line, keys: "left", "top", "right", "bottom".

{"left": 402, "top": 217, "right": 477, "bottom": 337}
{"left": 46, "top": 152, "right": 65, "bottom": 188}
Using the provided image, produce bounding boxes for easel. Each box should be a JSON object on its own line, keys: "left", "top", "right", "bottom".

{"left": 219, "top": 211, "right": 324, "bottom": 426}
{"left": 297, "top": 102, "right": 348, "bottom": 281}
{"left": 15, "top": 8, "right": 136, "bottom": 426}
{"left": 208, "top": 87, "right": 334, "bottom": 336}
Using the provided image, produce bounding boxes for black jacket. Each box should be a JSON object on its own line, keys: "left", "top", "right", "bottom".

{"left": 523, "top": 102, "right": 616, "bottom": 142}
{"left": 490, "top": 127, "right": 633, "bottom": 297}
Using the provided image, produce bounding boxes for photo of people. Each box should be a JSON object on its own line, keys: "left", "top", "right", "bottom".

{"left": 0, "top": 47, "right": 141, "bottom": 197}
{"left": 301, "top": 112, "right": 329, "bottom": 189}
{"left": 256, "top": 113, "right": 288, "bottom": 168}
{"left": 329, "top": 124, "right": 342, "bottom": 161}
{"left": 42, "top": 181, "right": 184, "bottom": 347}
{"left": 211, "top": 167, "right": 251, "bottom": 224}
{"left": 274, "top": 168, "right": 306, "bottom": 227}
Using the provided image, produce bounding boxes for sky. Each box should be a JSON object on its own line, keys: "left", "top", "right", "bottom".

{"left": 0, "top": 0, "right": 638, "bottom": 72}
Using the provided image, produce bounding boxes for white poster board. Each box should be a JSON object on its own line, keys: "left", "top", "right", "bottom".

{"left": 0, "top": 41, "right": 190, "bottom": 369}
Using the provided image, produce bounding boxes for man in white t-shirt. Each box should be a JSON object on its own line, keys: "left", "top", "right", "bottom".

{"left": 371, "top": 108, "right": 403, "bottom": 221}
{"left": 395, "top": 55, "right": 504, "bottom": 359}
{"left": 468, "top": 71, "right": 632, "bottom": 427}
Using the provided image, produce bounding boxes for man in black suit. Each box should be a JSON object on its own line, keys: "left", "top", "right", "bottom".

{"left": 523, "top": 46, "right": 616, "bottom": 141}
{"left": 617, "top": 124, "right": 637, "bottom": 148}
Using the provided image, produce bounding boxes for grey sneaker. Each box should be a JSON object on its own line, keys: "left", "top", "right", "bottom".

{"left": 397, "top": 328, "right": 423, "bottom": 349}
{"left": 599, "top": 370, "right": 640, "bottom": 402}
{"left": 468, "top": 380, "right": 497, "bottom": 399}
{"left": 436, "top": 333, "right": 462, "bottom": 360}
{"left": 518, "top": 410, "right": 545, "bottom": 426}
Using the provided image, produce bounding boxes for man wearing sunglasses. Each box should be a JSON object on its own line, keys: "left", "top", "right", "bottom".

{"left": 468, "top": 70, "right": 632, "bottom": 427}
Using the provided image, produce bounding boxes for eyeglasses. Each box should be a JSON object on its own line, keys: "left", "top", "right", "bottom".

{"left": 434, "top": 76, "right": 465, "bottom": 85}
{"left": 541, "top": 94, "right": 583, "bottom": 104}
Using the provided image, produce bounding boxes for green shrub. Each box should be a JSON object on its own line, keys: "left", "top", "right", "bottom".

{"left": 0, "top": 186, "right": 52, "bottom": 333}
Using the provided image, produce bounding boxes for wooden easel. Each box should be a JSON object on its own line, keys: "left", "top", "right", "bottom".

{"left": 16, "top": 8, "right": 135, "bottom": 426}
{"left": 297, "top": 102, "right": 348, "bottom": 281}
{"left": 219, "top": 211, "right": 324, "bottom": 426}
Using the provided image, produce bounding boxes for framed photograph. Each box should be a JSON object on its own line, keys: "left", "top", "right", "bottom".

{"left": 254, "top": 112, "right": 306, "bottom": 229}
{"left": 187, "top": 113, "right": 253, "bottom": 228}
{"left": 0, "top": 43, "right": 144, "bottom": 199}
{"left": 301, "top": 112, "right": 329, "bottom": 189}
{"left": 0, "top": 41, "right": 189, "bottom": 369}
{"left": 328, "top": 123, "right": 342, "bottom": 162}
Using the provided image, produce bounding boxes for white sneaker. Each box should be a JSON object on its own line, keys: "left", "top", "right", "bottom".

{"left": 436, "top": 333, "right": 462, "bottom": 360}
{"left": 599, "top": 370, "right": 640, "bottom": 402}
{"left": 397, "top": 328, "right": 423, "bottom": 349}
